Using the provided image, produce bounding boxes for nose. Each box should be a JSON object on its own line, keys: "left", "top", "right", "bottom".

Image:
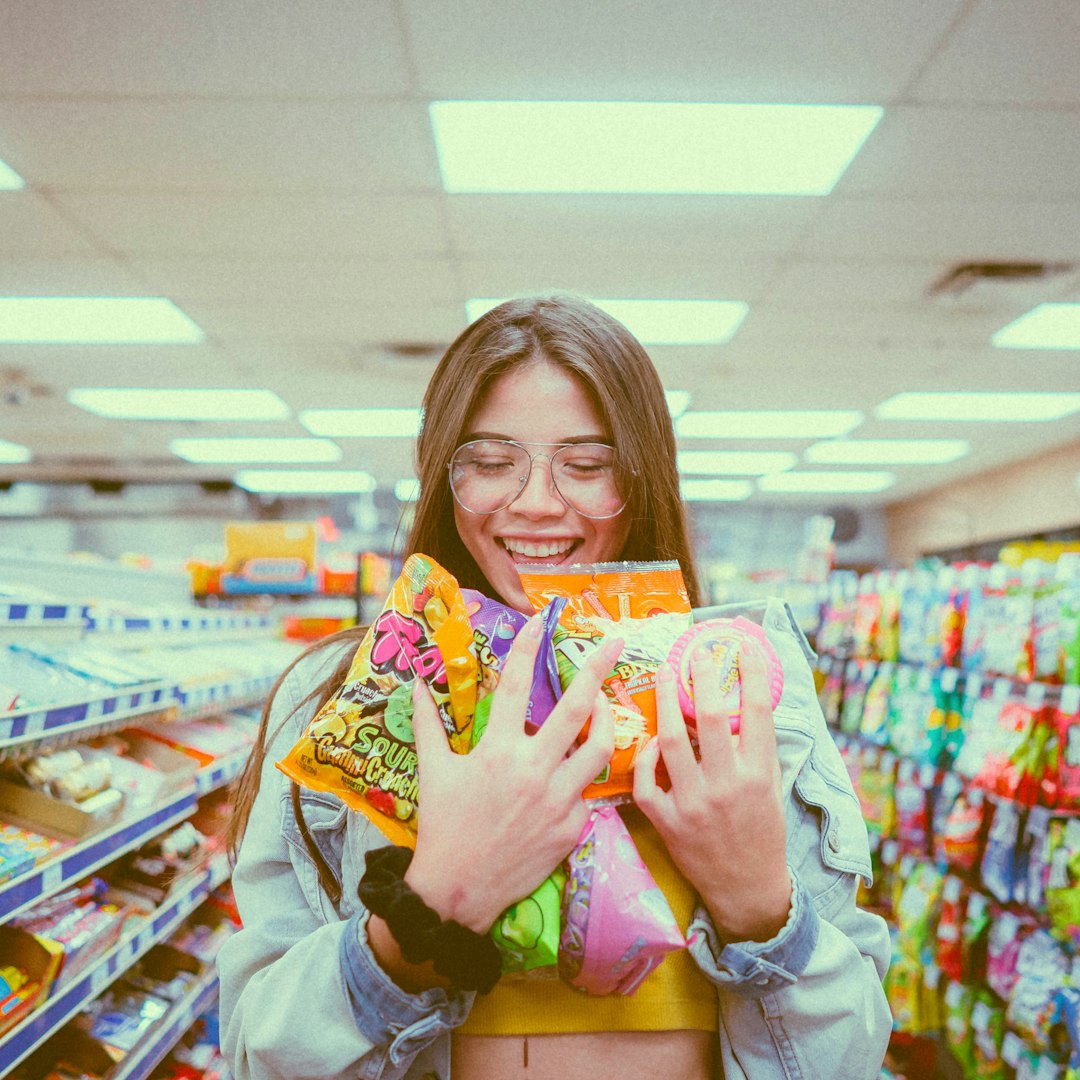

{"left": 508, "top": 454, "right": 568, "bottom": 518}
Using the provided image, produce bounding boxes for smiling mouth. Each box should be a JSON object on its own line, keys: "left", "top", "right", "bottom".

{"left": 498, "top": 537, "right": 581, "bottom": 565}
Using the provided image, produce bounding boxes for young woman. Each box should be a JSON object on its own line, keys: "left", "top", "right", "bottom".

{"left": 218, "top": 295, "right": 892, "bottom": 1080}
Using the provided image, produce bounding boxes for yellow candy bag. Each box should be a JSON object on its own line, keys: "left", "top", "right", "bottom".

{"left": 277, "top": 553, "right": 477, "bottom": 846}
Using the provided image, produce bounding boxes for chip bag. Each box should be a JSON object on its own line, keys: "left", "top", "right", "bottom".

{"left": 277, "top": 553, "right": 478, "bottom": 846}
{"left": 558, "top": 806, "right": 685, "bottom": 995}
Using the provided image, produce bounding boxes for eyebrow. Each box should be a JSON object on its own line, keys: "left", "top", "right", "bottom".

{"left": 463, "top": 432, "right": 612, "bottom": 445}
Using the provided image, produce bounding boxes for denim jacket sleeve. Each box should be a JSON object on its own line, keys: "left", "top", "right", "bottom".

{"left": 217, "top": 644, "right": 471, "bottom": 1080}
{"left": 686, "top": 598, "right": 893, "bottom": 1080}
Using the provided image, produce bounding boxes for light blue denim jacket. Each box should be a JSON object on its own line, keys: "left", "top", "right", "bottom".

{"left": 218, "top": 598, "right": 892, "bottom": 1080}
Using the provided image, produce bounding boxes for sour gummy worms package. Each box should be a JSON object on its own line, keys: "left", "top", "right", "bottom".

{"left": 277, "top": 553, "right": 478, "bottom": 847}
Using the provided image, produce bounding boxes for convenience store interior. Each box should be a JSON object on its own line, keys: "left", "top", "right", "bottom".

{"left": 1, "top": 3, "right": 1080, "bottom": 1079}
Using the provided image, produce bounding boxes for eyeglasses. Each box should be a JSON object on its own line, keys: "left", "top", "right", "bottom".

{"left": 448, "top": 439, "right": 628, "bottom": 519}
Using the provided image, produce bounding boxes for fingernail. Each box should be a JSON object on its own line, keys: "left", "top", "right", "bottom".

{"left": 411, "top": 678, "right": 424, "bottom": 701}
{"left": 603, "top": 635, "right": 624, "bottom": 660}
{"left": 524, "top": 613, "right": 543, "bottom": 637}
{"left": 657, "top": 663, "right": 674, "bottom": 683}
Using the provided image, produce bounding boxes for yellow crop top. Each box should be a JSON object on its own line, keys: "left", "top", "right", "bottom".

{"left": 457, "top": 806, "right": 718, "bottom": 1035}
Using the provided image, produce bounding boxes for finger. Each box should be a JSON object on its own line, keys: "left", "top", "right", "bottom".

{"left": 410, "top": 677, "right": 451, "bottom": 767}
{"left": 534, "top": 635, "right": 624, "bottom": 763}
{"left": 632, "top": 735, "right": 674, "bottom": 828}
{"left": 736, "top": 642, "right": 778, "bottom": 758}
{"left": 484, "top": 612, "right": 543, "bottom": 743}
{"left": 689, "top": 646, "right": 737, "bottom": 774}
{"left": 559, "top": 689, "right": 616, "bottom": 793}
{"left": 654, "top": 662, "right": 699, "bottom": 790}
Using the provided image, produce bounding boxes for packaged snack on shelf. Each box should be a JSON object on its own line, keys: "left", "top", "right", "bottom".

{"left": 980, "top": 798, "right": 1023, "bottom": 904}
{"left": 935, "top": 875, "right": 967, "bottom": 983}
{"left": 933, "top": 773, "right": 988, "bottom": 875}
{"left": 277, "top": 554, "right": 478, "bottom": 846}
{"left": 838, "top": 660, "right": 871, "bottom": 737}
{"left": 984, "top": 907, "right": 1036, "bottom": 1000}
{"left": 1048, "top": 685, "right": 1080, "bottom": 808}
{"left": 970, "top": 992, "right": 1008, "bottom": 1080}
{"left": 893, "top": 758, "right": 933, "bottom": 857}
{"left": 852, "top": 746, "right": 896, "bottom": 842}
{"left": 874, "top": 570, "right": 902, "bottom": 664}
{"left": 817, "top": 657, "right": 845, "bottom": 728}
{"left": 893, "top": 859, "right": 943, "bottom": 965}
{"left": 558, "top": 806, "right": 685, "bottom": 996}
{"left": 1059, "top": 555, "right": 1080, "bottom": 686}
{"left": 1045, "top": 817, "right": 1080, "bottom": 949}
{"left": 943, "top": 980, "right": 979, "bottom": 1078}
{"left": 1006, "top": 929, "right": 1071, "bottom": 1051}
{"left": 858, "top": 663, "right": 895, "bottom": 745}
{"left": 816, "top": 570, "right": 857, "bottom": 656}
{"left": 852, "top": 574, "right": 881, "bottom": 661}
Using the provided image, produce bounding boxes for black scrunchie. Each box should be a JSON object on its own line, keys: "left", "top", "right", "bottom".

{"left": 358, "top": 845, "right": 502, "bottom": 994}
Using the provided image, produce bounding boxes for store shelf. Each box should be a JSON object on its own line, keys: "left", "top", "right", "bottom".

{"left": 0, "top": 790, "right": 196, "bottom": 926}
{"left": 0, "top": 855, "right": 230, "bottom": 1077}
{"left": 109, "top": 968, "right": 220, "bottom": 1080}
{"left": 85, "top": 611, "right": 278, "bottom": 645}
{"left": 193, "top": 748, "right": 249, "bottom": 798}
{"left": 0, "top": 688, "right": 175, "bottom": 763}
{"left": 0, "top": 756, "right": 242, "bottom": 925}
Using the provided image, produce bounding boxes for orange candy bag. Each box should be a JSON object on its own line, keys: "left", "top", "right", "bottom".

{"left": 519, "top": 561, "right": 692, "bottom": 803}
{"left": 276, "top": 553, "right": 477, "bottom": 847}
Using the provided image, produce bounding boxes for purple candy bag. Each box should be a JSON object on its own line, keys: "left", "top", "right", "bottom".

{"left": 525, "top": 596, "right": 567, "bottom": 732}
{"left": 462, "top": 589, "right": 528, "bottom": 696}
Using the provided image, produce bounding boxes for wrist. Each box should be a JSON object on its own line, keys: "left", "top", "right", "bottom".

{"left": 405, "top": 856, "right": 497, "bottom": 935}
{"left": 704, "top": 871, "right": 792, "bottom": 943}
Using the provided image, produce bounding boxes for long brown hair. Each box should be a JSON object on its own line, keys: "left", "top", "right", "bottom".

{"left": 227, "top": 293, "right": 700, "bottom": 856}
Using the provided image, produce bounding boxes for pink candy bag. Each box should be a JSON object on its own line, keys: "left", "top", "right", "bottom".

{"left": 559, "top": 806, "right": 686, "bottom": 995}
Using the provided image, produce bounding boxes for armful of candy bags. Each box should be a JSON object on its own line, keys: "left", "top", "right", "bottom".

{"left": 276, "top": 553, "right": 783, "bottom": 995}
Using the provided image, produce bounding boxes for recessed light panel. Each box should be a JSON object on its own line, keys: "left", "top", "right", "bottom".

{"left": 394, "top": 479, "right": 420, "bottom": 503}
{"left": 680, "top": 478, "right": 754, "bottom": 501}
{"left": 431, "top": 101, "right": 883, "bottom": 195}
{"left": 804, "top": 439, "right": 970, "bottom": 465}
{"left": 466, "top": 297, "right": 748, "bottom": 345}
{"left": 234, "top": 469, "right": 376, "bottom": 494}
{"left": 0, "top": 439, "right": 31, "bottom": 464}
{"left": 300, "top": 408, "right": 421, "bottom": 437}
{"left": 676, "top": 410, "right": 863, "bottom": 439}
{"left": 170, "top": 438, "right": 341, "bottom": 464}
{"left": 0, "top": 297, "right": 205, "bottom": 343}
{"left": 992, "top": 303, "right": 1080, "bottom": 349}
{"left": 876, "top": 392, "right": 1080, "bottom": 422}
{"left": 678, "top": 450, "right": 797, "bottom": 475}
{"left": 69, "top": 388, "right": 290, "bottom": 421}
{"left": 758, "top": 471, "right": 895, "bottom": 493}
{"left": 0, "top": 158, "right": 24, "bottom": 190}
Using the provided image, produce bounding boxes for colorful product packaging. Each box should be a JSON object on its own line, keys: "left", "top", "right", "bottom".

{"left": 558, "top": 806, "right": 685, "bottom": 996}
{"left": 277, "top": 554, "right": 480, "bottom": 846}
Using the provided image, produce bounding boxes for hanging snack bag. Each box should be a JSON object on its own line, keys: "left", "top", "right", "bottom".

{"left": 277, "top": 553, "right": 478, "bottom": 846}
{"left": 558, "top": 805, "right": 685, "bottom": 996}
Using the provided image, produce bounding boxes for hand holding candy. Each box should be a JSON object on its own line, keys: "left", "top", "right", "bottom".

{"left": 634, "top": 640, "right": 791, "bottom": 943}
{"left": 405, "top": 615, "right": 621, "bottom": 934}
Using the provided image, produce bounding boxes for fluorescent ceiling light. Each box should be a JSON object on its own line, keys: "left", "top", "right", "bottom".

{"left": 466, "top": 297, "right": 747, "bottom": 345}
{"left": 300, "top": 408, "right": 421, "bottom": 437}
{"left": 431, "top": 101, "right": 883, "bottom": 195}
{"left": 676, "top": 410, "right": 863, "bottom": 439}
{"left": 992, "top": 303, "right": 1080, "bottom": 349}
{"left": 665, "top": 390, "right": 691, "bottom": 418}
{"left": 170, "top": 437, "right": 341, "bottom": 464}
{"left": 234, "top": 469, "right": 376, "bottom": 494}
{"left": 69, "top": 388, "right": 290, "bottom": 421}
{"left": 678, "top": 450, "right": 796, "bottom": 475}
{"left": 758, "top": 471, "right": 895, "bottom": 493}
{"left": 0, "top": 439, "right": 31, "bottom": 464}
{"left": 681, "top": 478, "right": 754, "bottom": 502}
{"left": 876, "top": 392, "right": 1080, "bottom": 422}
{"left": 0, "top": 158, "right": 24, "bottom": 190}
{"left": 0, "top": 297, "right": 204, "bottom": 343}
{"left": 394, "top": 479, "right": 420, "bottom": 503}
{"left": 804, "top": 439, "right": 970, "bottom": 465}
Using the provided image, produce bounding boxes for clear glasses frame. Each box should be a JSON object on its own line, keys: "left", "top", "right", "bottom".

{"left": 447, "top": 438, "right": 631, "bottom": 519}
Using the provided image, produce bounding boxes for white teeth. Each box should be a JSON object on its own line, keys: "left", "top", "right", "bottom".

{"left": 502, "top": 538, "right": 575, "bottom": 558}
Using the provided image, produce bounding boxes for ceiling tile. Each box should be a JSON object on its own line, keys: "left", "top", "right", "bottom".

{"left": 406, "top": 0, "right": 964, "bottom": 101}
{"left": 50, "top": 192, "right": 451, "bottom": 257}
{"left": 0, "top": 100, "right": 441, "bottom": 192}
{"left": 0, "top": 192, "right": 106, "bottom": 255}
{"left": 912, "top": 0, "right": 1080, "bottom": 106}
{"left": 837, "top": 106, "right": 1080, "bottom": 198}
{"left": 0, "top": 1, "right": 411, "bottom": 96}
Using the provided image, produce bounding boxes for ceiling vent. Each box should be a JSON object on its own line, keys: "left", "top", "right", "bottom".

{"left": 927, "top": 261, "right": 1077, "bottom": 308}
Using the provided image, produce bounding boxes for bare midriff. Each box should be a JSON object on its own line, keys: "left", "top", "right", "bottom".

{"left": 451, "top": 1029, "right": 716, "bottom": 1080}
